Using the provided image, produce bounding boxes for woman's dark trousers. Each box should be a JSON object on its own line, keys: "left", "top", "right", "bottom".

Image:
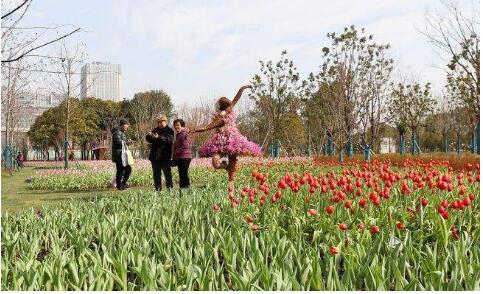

{"left": 151, "top": 160, "right": 173, "bottom": 191}
{"left": 174, "top": 158, "right": 191, "bottom": 188}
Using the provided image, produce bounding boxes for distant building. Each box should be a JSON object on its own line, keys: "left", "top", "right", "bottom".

{"left": 1, "top": 92, "right": 61, "bottom": 159}
{"left": 80, "top": 62, "right": 121, "bottom": 101}
{"left": 19, "top": 92, "right": 61, "bottom": 131}
{"left": 1, "top": 92, "right": 60, "bottom": 133}
{"left": 380, "top": 137, "right": 396, "bottom": 154}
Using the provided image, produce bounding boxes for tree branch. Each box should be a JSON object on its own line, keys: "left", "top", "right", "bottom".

{"left": 1, "top": 28, "right": 81, "bottom": 63}
{"left": 1, "top": 0, "right": 29, "bottom": 19}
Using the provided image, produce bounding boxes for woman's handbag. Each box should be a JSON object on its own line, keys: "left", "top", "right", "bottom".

{"left": 126, "top": 148, "right": 135, "bottom": 165}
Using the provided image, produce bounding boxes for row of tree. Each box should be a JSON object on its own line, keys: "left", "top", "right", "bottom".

{"left": 27, "top": 90, "right": 174, "bottom": 160}
{"left": 239, "top": 0, "right": 479, "bottom": 159}
{"left": 7, "top": 0, "right": 481, "bottom": 162}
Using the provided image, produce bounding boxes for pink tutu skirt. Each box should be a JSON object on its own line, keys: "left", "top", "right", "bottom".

{"left": 199, "top": 126, "right": 262, "bottom": 157}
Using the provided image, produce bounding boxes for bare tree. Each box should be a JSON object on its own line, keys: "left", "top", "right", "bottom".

{"left": 422, "top": 0, "right": 479, "bottom": 151}
{"left": 1, "top": 58, "right": 31, "bottom": 149}
{"left": 1, "top": 0, "right": 81, "bottom": 64}
{"left": 48, "top": 42, "right": 86, "bottom": 167}
{"left": 358, "top": 47, "right": 393, "bottom": 156}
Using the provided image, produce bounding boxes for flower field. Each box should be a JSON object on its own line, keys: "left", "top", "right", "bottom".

{"left": 1, "top": 157, "right": 480, "bottom": 290}
{"left": 26, "top": 157, "right": 312, "bottom": 190}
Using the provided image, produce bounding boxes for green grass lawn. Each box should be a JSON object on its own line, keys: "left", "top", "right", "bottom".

{"left": 1, "top": 167, "right": 146, "bottom": 213}
{"left": 1, "top": 166, "right": 206, "bottom": 213}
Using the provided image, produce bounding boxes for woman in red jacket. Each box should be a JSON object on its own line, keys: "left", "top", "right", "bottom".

{"left": 172, "top": 119, "right": 193, "bottom": 189}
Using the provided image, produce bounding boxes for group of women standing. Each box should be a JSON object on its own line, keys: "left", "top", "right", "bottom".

{"left": 112, "top": 84, "right": 262, "bottom": 191}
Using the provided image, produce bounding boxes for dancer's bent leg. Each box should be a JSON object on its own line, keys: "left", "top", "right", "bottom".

{"left": 212, "top": 154, "right": 228, "bottom": 170}
{"left": 227, "top": 155, "right": 238, "bottom": 181}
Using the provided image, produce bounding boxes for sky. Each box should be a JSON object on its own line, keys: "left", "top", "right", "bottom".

{"left": 16, "top": 0, "right": 479, "bottom": 106}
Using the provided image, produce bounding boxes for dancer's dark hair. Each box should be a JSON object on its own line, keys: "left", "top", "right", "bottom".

{"left": 217, "top": 97, "right": 231, "bottom": 111}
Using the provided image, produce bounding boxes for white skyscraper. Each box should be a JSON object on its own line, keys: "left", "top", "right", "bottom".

{"left": 81, "top": 62, "right": 122, "bottom": 101}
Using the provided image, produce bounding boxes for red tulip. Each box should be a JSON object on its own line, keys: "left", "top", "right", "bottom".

{"left": 451, "top": 227, "right": 459, "bottom": 240}
{"left": 396, "top": 222, "right": 405, "bottom": 230}
{"left": 357, "top": 223, "right": 365, "bottom": 230}
{"left": 308, "top": 208, "right": 317, "bottom": 216}
{"left": 339, "top": 223, "right": 348, "bottom": 231}
{"left": 245, "top": 215, "right": 254, "bottom": 223}
{"left": 212, "top": 204, "right": 220, "bottom": 212}
{"left": 441, "top": 200, "right": 449, "bottom": 208}
{"left": 446, "top": 184, "right": 454, "bottom": 192}
{"left": 271, "top": 195, "right": 277, "bottom": 203}
{"left": 369, "top": 225, "right": 380, "bottom": 234}
{"left": 421, "top": 197, "right": 428, "bottom": 207}
{"left": 250, "top": 224, "right": 259, "bottom": 232}
{"left": 371, "top": 197, "right": 380, "bottom": 206}
{"left": 329, "top": 246, "right": 338, "bottom": 255}
{"left": 344, "top": 200, "right": 352, "bottom": 209}
{"left": 275, "top": 190, "right": 282, "bottom": 199}
{"left": 359, "top": 198, "right": 367, "bottom": 208}
{"left": 326, "top": 205, "right": 335, "bottom": 215}
{"left": 441, "top": 211, "right": 449, "bottom": 219}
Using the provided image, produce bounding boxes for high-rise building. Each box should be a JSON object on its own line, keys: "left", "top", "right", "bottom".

{"left": 80, "top": 62, "right": 121, "bottom": 101}
{"left": 1, "top": 91, "right": 61, "bottom": 157}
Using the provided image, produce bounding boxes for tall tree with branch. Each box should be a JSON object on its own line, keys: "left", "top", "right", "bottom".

{"left": 250, "top": 50, "right": 307, "bottom": 154}
{"left": 389, "top": 82, "right": 436, "bottom": 155}
{"left": 314, "top": 25, "right": 393, "bottom": 160}
{"left": 422, "top": 0, "right": 480, "bottom": 152}
{"left": 48, "top": 42, "right": 86, "bottom": 167}
{"left": 1, "top": 58, "right": 31, "bottom": 149}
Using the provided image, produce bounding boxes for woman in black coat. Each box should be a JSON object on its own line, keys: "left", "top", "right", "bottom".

{"left": 146, "top": 114, "right": 174, "bottom": 192}
{"left": 112, "top": 118, "right": 131, "bottom": 190}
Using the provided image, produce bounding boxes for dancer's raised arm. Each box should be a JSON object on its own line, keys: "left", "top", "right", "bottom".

{"left": 192, "top": 117, "right": 224, "bottom": 133}
{"left": 226, "top": 85, "right": 252, "bottom": 112}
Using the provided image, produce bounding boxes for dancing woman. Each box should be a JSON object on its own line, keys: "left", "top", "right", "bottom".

{"left": 192, "top": 85, "right": 262, "bottom": 187}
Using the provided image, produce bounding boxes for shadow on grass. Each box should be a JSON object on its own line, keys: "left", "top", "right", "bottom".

{"left": 2, "top": 172, "right": 208, "bottom": 213}
{"left": 24, "top": 188, "right": 115, "bottom": 195}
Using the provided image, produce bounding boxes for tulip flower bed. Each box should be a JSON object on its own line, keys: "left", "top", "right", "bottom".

{"left": 2, "top": 158, "right": 479, "bottom": 290}
{"left": 27, "top": 157, "right": 312, "bottom": 191}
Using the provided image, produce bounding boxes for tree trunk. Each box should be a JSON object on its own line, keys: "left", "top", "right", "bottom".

{"left": 456, "top": 132, "right": 461, "bottom": 155}
{"left": 399, "top": 130, "right": 405, "bottom": 155}
{"left": 443, "top": 130, "right": 448, "bottom": 152}
{"left": 364, "top": 144, "right": 371, "bottom": 161}
{"left": 338, "top": 149, "right": 344, "bottom": 163}
{"left": 411, "top": 130, "right": 417, "bottom": 155}
{"left": 347, "top": 130, "right": 353, "bottom": 157}
{"left": 476, "top": 123, "right": 480, "bottom": 154}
